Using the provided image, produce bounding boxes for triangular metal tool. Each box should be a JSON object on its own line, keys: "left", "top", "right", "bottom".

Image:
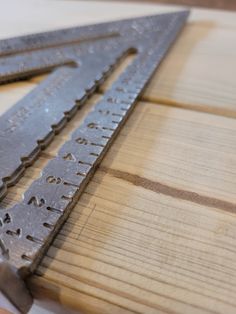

{"left": 0, "top": 11, "right": 189, "bottom": 201}
{"left": 0, "top": 11, "right": 189, "bottom": 312}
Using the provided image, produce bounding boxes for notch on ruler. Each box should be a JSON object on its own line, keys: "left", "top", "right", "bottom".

{"left": 0, "top": 10, "right": 189, "bottom": 313}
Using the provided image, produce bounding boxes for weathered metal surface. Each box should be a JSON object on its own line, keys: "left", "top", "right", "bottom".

{"left": 0, "top": 11, "right": 189, "bottom": 312}
{"left": 0, "top": 12, "right": 188, "bottom": 201}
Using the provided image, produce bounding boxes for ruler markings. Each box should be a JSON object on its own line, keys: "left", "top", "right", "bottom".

{"left": 0, "top": 18, "right": 159, "bottom": 200}
{"left": 0, "top": 12, "right": 182, "bottom": 201}
{"left": 0, "top": 11, "right": 189, "bottom": 312}
{"left": 0, "top": 10, "right": 188, "bottom": 270}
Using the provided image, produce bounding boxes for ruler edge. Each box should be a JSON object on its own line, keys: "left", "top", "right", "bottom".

{"left": 0, "top": 10, "right": 189, "bottom": 201}
{"left": 29, "top": 9, "right": 189, "bottom": 274}
{"left": 0, "top": 10, "right": 190, "bottom": 313}
{"left": 0, "top": 11, "right": 187, "bottom": 55}
{"left": 0, "top": 51, "right": 130, "bottom": 201}
{"left": 0, "top": 10, "right": 184, "bottom": 200}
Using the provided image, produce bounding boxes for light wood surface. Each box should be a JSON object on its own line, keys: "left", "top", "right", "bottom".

{"left": 108, "top": 0, "right": 236, "bottom": 11}
{"left": 0, "top": 1, "right": 236, "bottom": 313}
{"left": 1, "top": 1, "right": 236, "bottom": 117}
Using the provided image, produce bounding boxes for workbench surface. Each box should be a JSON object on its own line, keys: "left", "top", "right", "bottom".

{"left": 1, "top": 1, "right": 236, "bottom": 313}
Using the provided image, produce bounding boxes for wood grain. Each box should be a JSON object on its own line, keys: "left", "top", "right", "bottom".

{"left": 0, "top": 1, "right": 236, "bottom": 313}
{"left": 29, "top": 101, "right": 236, "bottom": 314}
{"left": 101, "top": 20, "right": 236, "bottom": 118}
{"left": 2, "top": 95, "right": 236, "bottom": 313}
{"left": 108, "top": 0, "right": 236, "bottom": 11}
{"left": 1, "top": 1, "right": 236, "bottom": 118}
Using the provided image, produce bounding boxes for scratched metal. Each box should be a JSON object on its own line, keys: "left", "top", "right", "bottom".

{"left": 0, "top": 13, "right": 183, "bottom": 58}
{"left": 0, "top": 13, "right": 184, "bottom": 83}
{"left": 0, "top": 11, "right": 189, "bottom": 313}
{"left": 0, "top": 12, "right": 187, "bottom": 201}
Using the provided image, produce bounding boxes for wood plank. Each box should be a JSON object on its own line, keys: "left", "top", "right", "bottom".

{"left": 1, "top": 0, "right": 236, "bottom": 37}
{"left": 113, "top": 0, "right": 236, "bottom": 11}
{"left": 2, "top": 96, "right": 236, "bottom": 313}
{"left": 31, "top": 101, "right": 236, "bottom": 314}
{"left": 0, "top": 1, "right": 236, "bottom": 313}
{"left": 101, "top": 19, "right": 236, "bottom": 117}
{"left": 1, "top": 1, "right": 236, "bottom": 118}
{"left": 0, "top": 82, "right": 36, "bottom": 116}
{"left": 142, "top": 23, "right": 236, "bottom": 117}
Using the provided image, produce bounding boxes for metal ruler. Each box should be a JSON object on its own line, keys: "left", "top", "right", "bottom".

{"left": 0, "top": 12, "right": 189, "bottom": 201}
{"left": 0, "top": 11, "right": 189, "bottom": 313}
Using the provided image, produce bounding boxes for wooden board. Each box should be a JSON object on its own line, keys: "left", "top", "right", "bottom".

{"left": 113, "top": 0, "right": 236, "bottom": 11}
{"left": 0, "top": 1, "right": 236, "bottom": 313}
{"left": 101, "top": 16, "right": 236, "bottom": 117}
{"left": 1, "top": 1, "right": 236, "bottom": 117}
{"left": 3, "top": 95, "right": 236, "bottom": 314}
{"left": 25, "top": 99, "right": 236, "bottom": 314}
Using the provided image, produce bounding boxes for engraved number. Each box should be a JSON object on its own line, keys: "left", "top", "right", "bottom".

{"left": 87, "top": 123, "right": 99, "bottom": 129}
{"left": 98, "top": 109, "right": 110, "bottom": 115}
{"left": 0, "top": 213, "right": 11, "bottom": 228}
{"left": 63, "top": 153, "right": 76, "bottom": 161}
{"left": 116, "top": 87, "right": 125, "bottom": 93}
{"left": 3, "top": 213, "right": 11, "bottom": 224}
{"left": 107, "top": 97, "right": 118, "bottom": 104}
{"left": 28, "top": 196, "right": 45, "bottom": 207}
{"left": 76, "top": 137, "right": 88, "bottom": 145}
{"left": 6, "top": 228, "right": 21, "bottom": 237}
{"left": 46, "top": 176, "right": 62, "bottom": 184}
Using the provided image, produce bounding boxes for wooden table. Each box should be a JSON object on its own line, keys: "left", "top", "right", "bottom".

{"left": 1, "top": 1, "right": 236, "bottom": 313}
